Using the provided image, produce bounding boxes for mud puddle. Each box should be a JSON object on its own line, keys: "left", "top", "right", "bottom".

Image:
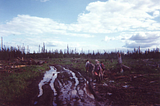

{"left": 33, "top": 65, "right": 106, "bottom": 106}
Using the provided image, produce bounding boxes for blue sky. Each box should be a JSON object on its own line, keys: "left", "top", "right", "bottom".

{"left": 0, "top": 0, "right": 160, "bottom": 53}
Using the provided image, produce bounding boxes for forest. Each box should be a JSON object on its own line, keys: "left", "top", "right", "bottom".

{"left": 0, "top": 45, "right": 160, "bottom": 60}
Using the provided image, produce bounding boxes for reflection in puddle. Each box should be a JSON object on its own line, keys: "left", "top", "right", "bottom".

{"left": 123, "top": 85, "right": 129, "bottom": 88}
{"left": 63, "top": 68, "right": 79, "bottom": 89}
{"left": 38, "top": 66, "right": 59, "bottom": 97}
{"left": 84, "top": 81, "right": 95, "bottom": 99}
{"left": 71, "top": 90, "right": 78, "bottom": 98}
{"left": 107, "top": 92, "right": 112, "bottom": 96}
{"left": 77, "top": 72, "right": 95, "bottom": 99}
{"left": 50, "top": 73, "right": 58, "bottom": 96}
{"left": 35, "top": 66, "right": 98, "bottom": 106}
{"left": 109, "top": 80, "right": 114, "bottom": 83}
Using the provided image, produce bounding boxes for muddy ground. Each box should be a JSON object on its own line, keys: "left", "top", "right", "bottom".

{"left": 11, "top": 64, "right": 160, "bottom": 106}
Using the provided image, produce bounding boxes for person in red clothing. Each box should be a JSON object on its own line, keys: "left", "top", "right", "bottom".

{"left": 100, "top": 61, "right": 105, "bottom": 71}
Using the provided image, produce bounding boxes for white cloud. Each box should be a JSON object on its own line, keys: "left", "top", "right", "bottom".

{"left": 1, "top": 0, "right": 160, "bottom": 52}
{"left": 104, "top": 31, "right": 160, "bottom": 49}
{"left": 73, "top": 0, "right": 160, "bottom": 33}
{"left": 66, "top": 33, "right": 94, "bottom": 38}
{"left": 105, "top": 36, "right": 115, "bottom": 41}
{"left": 40, "top": 0, "right": 49, "bottom": 2}
{"left": 124, "top": 42, "right": 159, "bottom": 48}
{"left": 0, "top": 15, "right": 94, "bottom": 38}
{"left": 1, "top": 15, "right": 65, "bottom": 35}
{"left": 153, "top": 10, "right": 160, "bottom": 17}
{"left": 129, "top": 32, "right": 160, "bottom": 42}
{"left": 0, "top": 15, "right": 96, "bottom": 52}
{"left": 123, "top": 32, "right": 160, "bottom": 48}
{"left": 1, "top": 0, "right": 160, "bottom": 37}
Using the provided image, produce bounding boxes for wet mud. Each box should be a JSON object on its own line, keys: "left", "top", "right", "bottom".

{"left": 30, "top": 65, "right": 107, "bottom": 106}
{"left": 18, "top": 64, "right": 160, "bottom": 106}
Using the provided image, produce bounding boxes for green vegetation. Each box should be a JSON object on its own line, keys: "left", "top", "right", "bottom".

{"left": 0, "top": 64, "right": 49, "bottom": 105}
{"left": 52, "top": 58, "right": 160, "bottom": 105}
{"left": 0, "top": 52, "right": 160, "bottom": 105}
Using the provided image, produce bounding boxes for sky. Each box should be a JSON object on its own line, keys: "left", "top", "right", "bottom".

{"left": 0, "top": 0, "right": 160, "bottom": 53}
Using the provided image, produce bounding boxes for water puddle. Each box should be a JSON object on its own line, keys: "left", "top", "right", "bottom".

{"left": 84, "top": 81, "right": 95, "bottom": 99}
{"left": 107, "top": 92, "right": 112, "bottom": 96}
{"left": 109, "top": 80, "right": 114, "bottom": 83}
{"left": 37, "top": 66, "right": 59, "bottom": 97}
{"left": 123, "top": 85, "right": 129, "bottom": 88}
{"left": 63, "top": 67, "right": 79, "bottom": 88}
{"left": 34, "top": 65, "right": 100, "bottom": 106}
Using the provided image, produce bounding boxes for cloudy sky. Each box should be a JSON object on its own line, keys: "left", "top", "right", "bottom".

{"left": 0, "top": 0, "right": 160, "bottom": 53}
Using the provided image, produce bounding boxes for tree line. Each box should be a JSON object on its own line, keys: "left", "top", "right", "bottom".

{"left": 0, "top": 45, "right": 160, "bottom": 60}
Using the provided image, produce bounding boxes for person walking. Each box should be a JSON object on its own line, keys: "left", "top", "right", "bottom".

{"left": 85, "top": 60, "right": 90, "bottom": 73}
{"left": 100, "top": 61, "right": 105, "bottom": 80}
{"left": 117, "top": 53, "right": 123, "bottom": 73}
{"left": 94, "top": 59, "right": 102, "bottom": 83}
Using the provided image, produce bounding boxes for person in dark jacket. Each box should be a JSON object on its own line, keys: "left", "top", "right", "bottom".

{"left": 100, "top": 61, "right": 105, "bottom": 80}
{"left": 85, "top": 60, "right": 95, "bottom": 75}
{"left": 94, "top": 59, "right": 102, "bottom": 83}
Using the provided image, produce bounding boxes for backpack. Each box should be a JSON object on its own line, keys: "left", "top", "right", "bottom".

{"left": 101, "top": 63, "right": 105, "bottom": 70}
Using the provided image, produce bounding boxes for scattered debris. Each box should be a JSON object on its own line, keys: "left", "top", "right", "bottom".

{"left": 150, "top": 81, "right": 155, "bottom": 84}
{"left": 109, "top": 80, "right": 114, "bottom": 83}
{"left": 107, "top": 92, "right": 112, "bottom": 96}
{"left": 11, "top": 65, "right": 26, "bottom": 69}
{"left": 0, "top": 58, "right": 46, "bottom": 73}
{"left": 103, "top": 83, "right": 108, "bottom": 86}
{"left": 123, "top": 85, "right": 129, "bottom": 88}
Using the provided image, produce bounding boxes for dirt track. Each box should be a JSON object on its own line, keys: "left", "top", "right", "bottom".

{"left": 15, "top": 64, "right": 160, "bottom": 106}
{"left": 28, "top": 65, "right": 107, "bottom": 106}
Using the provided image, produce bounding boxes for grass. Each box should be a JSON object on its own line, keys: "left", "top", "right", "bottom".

{"left": 0, "top": 57, "right": 160, "bottom": 105}
{"left": 0, "top": 63, "right": 49, "bottom": 105}
{"left": 70, "top": 58, "right": 160, "bottom": 105}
